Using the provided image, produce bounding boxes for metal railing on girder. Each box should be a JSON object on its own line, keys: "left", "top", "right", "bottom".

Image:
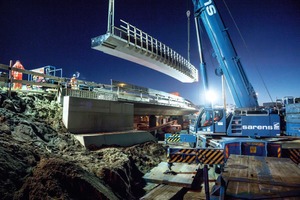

{"left": 104, "top": 19, "right": 198, "bottom": 81}
{"left": 92, "top": 0, "right": 198, "bottom": 83}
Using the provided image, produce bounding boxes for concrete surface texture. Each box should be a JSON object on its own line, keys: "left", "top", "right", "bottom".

{"left": 63, "top": 96, "right": 133, "bottom": 134}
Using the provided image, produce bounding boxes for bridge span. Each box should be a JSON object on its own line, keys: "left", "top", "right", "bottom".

{"left": 91, "top": 20, "right": 198, "bottom": 83}
{"left": 60, "top": 80, "right": 197, "bottom": 116}
{"left": 91, "top": 0, "right": 198, "bottom": 83}
{"left": 60, "top": 80, "right": 197, "bottom": 138}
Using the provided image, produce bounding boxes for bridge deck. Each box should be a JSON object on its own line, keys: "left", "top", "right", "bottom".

{"left": 91, "top": 20, "right": 198, "bottom": 83}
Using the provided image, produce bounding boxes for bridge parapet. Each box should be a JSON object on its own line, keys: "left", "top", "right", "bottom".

{"left": 60, "top": 84, "right": 196, "bottom": 110}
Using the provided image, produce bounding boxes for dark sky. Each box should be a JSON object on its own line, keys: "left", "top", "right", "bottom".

{"left": 1, "top": 0, "right": 300, "bottom": 105}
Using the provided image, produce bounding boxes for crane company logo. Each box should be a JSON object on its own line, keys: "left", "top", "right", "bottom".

{"left": 204, "top": 0, "right": 216, "bottom": 16}
{"left": 273, "top": 122, "right": 280, "bottom": 130}
{"left": 242, "top": 122, "right": 280, "bottom": 131}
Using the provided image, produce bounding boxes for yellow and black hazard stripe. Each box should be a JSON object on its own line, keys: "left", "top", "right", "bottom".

{"left": 225, "top": 145, "right": 229, "bottom": 159}
{"left": 288, "top": 149, "right": 300, "bottom": 164}
{"left": 197, "top": 149, "right": 224, "bottom": 165}
{"left": 168, "top": 148, "right": 224, "bottom": 165}
{"left": 168, "top": 148, "right": 197, "bottom": 164}
{"left": 166, "top": 133, "right": 181, "bottom": 143}
{"left": 277, "top": 146, "right": 281, "bottom": 158}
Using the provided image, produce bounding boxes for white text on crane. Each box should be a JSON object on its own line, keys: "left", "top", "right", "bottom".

{"left": 204, "top": 0, "right": 216, "bottom": 16}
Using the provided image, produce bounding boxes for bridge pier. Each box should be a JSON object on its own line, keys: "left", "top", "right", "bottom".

{"left": 63, "top": 96, "right": 133, "bottom": 133}
{"left": 63, "top": 96, "right": 156, "bottom": 148}
{"left": 149, "top": 115, "right": 157, "bottom": 128}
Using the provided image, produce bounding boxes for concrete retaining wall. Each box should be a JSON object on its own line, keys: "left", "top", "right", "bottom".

{"left": 63, "top": 96, "right": 133, "bottom": 134}
{"left": 74, "top": 130, "right": 156, "bottom": 148}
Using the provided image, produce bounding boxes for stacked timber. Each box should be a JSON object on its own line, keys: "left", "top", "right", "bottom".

{"left": 286, "top": 103, "right": 300, "bottom": 136}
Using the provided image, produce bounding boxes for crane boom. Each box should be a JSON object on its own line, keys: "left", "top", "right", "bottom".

{"left": 192, "top": 0, "right": 258, "bottom": 108}
{"left": 189, "top": 0, "right": 280, "bottom": 138}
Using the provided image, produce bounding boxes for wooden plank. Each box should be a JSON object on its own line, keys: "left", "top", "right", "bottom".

{"left": 227, "top": 177, "right": 300, "bottom": 187}
{"left": 224, "top": 155, "right": 245, "bottom": 196}
{"left": 12, "top": 79, "right": 60, "bottom": 88}
{"left": 0, "top": 63, "right": 9, "bottom": 70}
{"left": 0, "top": 77, "right": 8, "bottom": 82}
{"left": 222, "top": 155, "right": 300, "bottom": 199}
{"left": 265, "top": 157, "right": 300, "bottom": 185}
{"left": 248, "top": 156, "right": 260, "bottom": 195}
{"left": 183, "top": 166, "right": 219, "bottom": 200}
{"left": 183, "top": 189, "right": 206, "bottom": 200}
{"left": 143, "top": 162, "right": 199, "bottom": 188}
{"left": 141, "top": 184, "right": 184, "bottom": 200}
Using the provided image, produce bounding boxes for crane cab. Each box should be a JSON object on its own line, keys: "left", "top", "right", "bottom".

{"left": 190, "top": 108, "right": 227, "bottom": 135}
{"left": 190, "top": 108, "right": 281, "bottom": 138}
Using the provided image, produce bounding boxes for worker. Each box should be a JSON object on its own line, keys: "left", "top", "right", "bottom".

{"left": 203, "top": 119, "right": 212, "bottom": 126}
{"left": 203, "top": 116, "right": 212, "bottom": 126}
{"left": 70, "top": 74, "right": 78, "bottom": 89}
{"left": 214, "top": 113, "right": 221, "bottom": 122}
{"left": 11, "top": 60, "right": 25, "bottom": 90}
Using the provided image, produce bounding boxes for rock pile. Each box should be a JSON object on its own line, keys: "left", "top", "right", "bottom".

{"left": 0, "top": 89, "right": 165, "bottom": 199}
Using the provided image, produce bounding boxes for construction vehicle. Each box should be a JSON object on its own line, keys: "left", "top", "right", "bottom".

{"left": 165, "top": 4, "right": 300, "bottom": 199}
{"left": 166, "top": 0, "right": 300, "bottom": 160}
{"left": 190, "top": 0, "right": 299, "bottom": 136}
{"left": 189, "top": 0, "right": 282, "bottom": 138}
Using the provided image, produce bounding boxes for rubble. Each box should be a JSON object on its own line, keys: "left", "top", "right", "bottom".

{"left": 0, "top": 89, "right": 166, "bottom": 199}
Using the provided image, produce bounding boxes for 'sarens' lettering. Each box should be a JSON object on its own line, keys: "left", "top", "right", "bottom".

{"left": 204, "top": 0, "right": 216, "bottom": 16}
{"left": 243, "top": 122, "right": 280, "bottom": 130}
{"left": 243, "top": 125, "right": 273, "bottom": 130}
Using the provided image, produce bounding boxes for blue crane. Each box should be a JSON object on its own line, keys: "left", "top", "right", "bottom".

{"left": 193, "top": 0, "right": 258, "bottom": 108}
{"left": 189, "top": 0, "right": 280, "bottom": 138}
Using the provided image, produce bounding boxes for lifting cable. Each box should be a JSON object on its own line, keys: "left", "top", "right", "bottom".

{"left": 222, "top": 0, "right": 274, "bottom": 103}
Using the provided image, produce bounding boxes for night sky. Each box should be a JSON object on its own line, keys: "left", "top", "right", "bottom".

{"left": 1, "top": 0, "right": 300, "bottom": 106}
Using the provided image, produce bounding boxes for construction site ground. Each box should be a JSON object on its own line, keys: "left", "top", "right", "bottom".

{"left": 1, "top": 89, "right": 299, "bottom": 199}
{"left": 140, "top": 141, "right": 220, "bottom": 200}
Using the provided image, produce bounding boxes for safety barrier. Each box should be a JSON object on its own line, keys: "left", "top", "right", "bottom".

{"left": 286, "top": 149, "right": 300, "bottom": 165}
{"left": 165, "top": 133, "right": 181, "bottom": 143}
{"left": 165, "top": 133, "right": 196, "bottom": 144}
{"left": 168, "top": 148, "right": 197, "bottom": 164}
{"left": 168, "top": 148, "right": 225, "bottom": 165}
{"left": 62, "top": 88, "right": 118, "bottom": 101}
{"left": 0, "top": 62, "right": 64, "bottom": 97}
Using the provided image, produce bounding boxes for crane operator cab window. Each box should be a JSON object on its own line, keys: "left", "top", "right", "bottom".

{"left": 200, "top": 109, "right": 223, "bottom": 127}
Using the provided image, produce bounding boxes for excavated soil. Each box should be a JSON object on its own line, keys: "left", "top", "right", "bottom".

{"left": 0, "top": 89, "right": 166, "bottom": 200}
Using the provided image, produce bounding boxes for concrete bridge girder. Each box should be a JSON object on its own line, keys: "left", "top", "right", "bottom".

{"left": 132, "top": 102, "right": 197, "bottom": 116}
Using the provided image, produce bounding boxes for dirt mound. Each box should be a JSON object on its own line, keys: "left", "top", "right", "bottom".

{"left": 0, "top": 134, "right": 40, "bottom": 200}
{"left": 15, "top": 157, "right": 118, "bottom": 200}
{"left": 0, "top": 90, "right": 166, "bottom": 199}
